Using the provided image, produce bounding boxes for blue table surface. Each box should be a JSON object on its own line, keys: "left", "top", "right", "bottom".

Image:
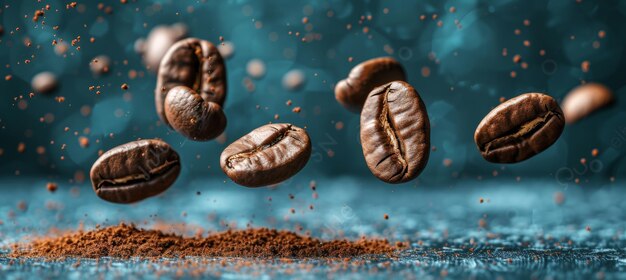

{"left": 0, "top": 177, "right": 624, "bottom": 279}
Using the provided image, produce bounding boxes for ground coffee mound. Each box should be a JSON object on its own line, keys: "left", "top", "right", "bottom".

{"left": 10, "top": 223, "right": 397, "bottom": 259}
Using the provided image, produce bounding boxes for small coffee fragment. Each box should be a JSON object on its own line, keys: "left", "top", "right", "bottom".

{"left": 220, "top": 123, "right": 311, "bottom": 187}
{"left": 561, "top": 83, "right": 614, "bottom": 124}
{"left": 335, "top": 57, "right": 406, "bottom": 112}
{"left": 89, "top": 139, "right": 180, "bottom": 204}
{"left": 474, "top": 93, "right": 565, "bottom": 163}
{"left": 46, "top": 182, "right": 58, "bottom": 193}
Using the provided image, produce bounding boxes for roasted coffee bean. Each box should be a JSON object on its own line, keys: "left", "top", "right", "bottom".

{"left": 156, "top": 38, "right": 227, "bottom": 126}
{"left": 335, "top": 57, "right": 406, "bottom": 113}
{"left": 220, "top": 123, "right": 311, "bottom": 187}
{"left": 360, "top": 81, "right": 430, "bottom": 183}
{"left": 165, "top": 86, "right": 226, "bottom": 141}
{"left": 90, "top": 139, "right": 180, "bottom": 204}
{"left": 474, "top": 93, "right": 565, "bottom": 163}
{"left": 561, "top": 83, "right": 614, "bottom": 124}
{"left": 31, "top": 71, "right": 58, "bottom": 94}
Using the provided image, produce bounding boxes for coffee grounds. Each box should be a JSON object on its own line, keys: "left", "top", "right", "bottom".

{"left": 10, "top": 223, "right": 397, "bottom": 259}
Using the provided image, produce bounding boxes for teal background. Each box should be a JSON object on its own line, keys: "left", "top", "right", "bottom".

{"left": 0, "top": 0, "right": 625, "bottom": 188}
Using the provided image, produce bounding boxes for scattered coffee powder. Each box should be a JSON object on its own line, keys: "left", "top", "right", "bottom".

{"left": 10, "top": 223, "right": 397, "bottom": 259}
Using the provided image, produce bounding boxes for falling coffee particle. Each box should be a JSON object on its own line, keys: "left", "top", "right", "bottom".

{"left": 46, "top": 182, "right": 58, "bottom": 193}
{"left": 78, "top": 136, "right": 89, "bottom": 148}
{"left": 591, "top": 148, "right": 599, "bottom": 157}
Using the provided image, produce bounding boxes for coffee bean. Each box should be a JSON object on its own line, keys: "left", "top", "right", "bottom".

{"left": 217, "top": 41, "right": 235, "bottom": 59}
{"left": 156, "top": 38, "right": 227, "bottom": 126}
{"left": 89, "top": 55, "right": 111, "bottom": 75}
{"left": 335, "top": 57, "right": 406, "bottom": 113}
{"left": 360, "top": 81, "right": 430, "bottom": 183}
{"left": 282, "top": 69, "right": 305, "bottom": 91}
{"left": 138, "top": 23, "right": 188, "bottom": 71}
{"left": 561, "top": 83, "right": 614, "bottom": 124}
{"left": 90, "top": 139, "right": 180, "bottom": 204}
{"left": 165, "top": 86, "right": 226, "bottom": 141}
{"left": 220, "top": 123, "right": 311, "bottom": 187}
{"left": 31, "top": 71, "right": 58, "bottom": 94}
{"left": 156, "top": 38, "right": 227, "bottom": 141}
{"left": 474, "top": 93, "right": 564, "bottom": 163}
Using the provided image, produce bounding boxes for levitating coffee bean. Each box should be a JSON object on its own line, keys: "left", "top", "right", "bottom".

{"left": 220, "top": 123, "right": 311, "bottom": 187}
{"left": 31, "top": 72, "right": 58, "bottom": 94}
{"left": 165, "top": 86, "right": 226, "bottom": 141}
{"left": 335, "top": 57, "right": 406, "bottom": 113}
{"left": 90, "top": 139, "right": 181, "bottom": 204}
{"left": 360, "top": 81, "right": 430, "bottom": 183}
{"left": 138, "top": 23, "right": 188, "bottom": 71}
{"left": 561, "top": 83, "right": 614, "bottom": 124}
{"left": 475, "top": 93, "right": 565, "bottom": 163}
{"left": 155, "top": 38, "right": 227, "bottom": 141}
{"left": 89, "top": 55, "right": 111, "bottom": 75}
{"left": 282, "top": 69, "right": 306, "bottom": 91}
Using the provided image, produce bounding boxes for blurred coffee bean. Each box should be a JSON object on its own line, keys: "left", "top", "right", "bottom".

{"left": 217, "top": 41, "right": 235, "bottom": 59}
{"left": 164, "top": 86, "right": 227, "bottom": 141}
{"left": 137, "top": 23, "right": 188, "bottom": 71}
{"left": 54, "top": 41, "right": 69, "bottom": 56}
{"left": 90, "top": 139, "right": 181, "bottom": 204}
{"left": 31, "top": 72, "right": 58, "bottom": 94}
{"left": 282, "top": 69, "right": 305, "bottom": 91}
{"left": 360, "top": 81, "right": 430, "bottom": 183}
{"left": 220, "top": 123, "right": 311, "bottom": 187}
{"left": 89, "top": 55, "right": 111, "bottom": 75}
{"left": 246, "top": 59, "right": 266, "bottom": 79}
{"left": 335, "top": 57, "right": 406, "bottom": 113}
{"left": 475, "top": 93, "right": 564, "bottom": 163}
{"left": 561, "top": 83, "right": 614, "bottom": 124}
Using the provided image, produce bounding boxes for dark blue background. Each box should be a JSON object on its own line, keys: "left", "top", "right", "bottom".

{"left": 1, "top": 0, "right": 624, "bottom": 187}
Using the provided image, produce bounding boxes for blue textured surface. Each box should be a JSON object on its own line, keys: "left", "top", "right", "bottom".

{"left": 1, "top": 178, "right": 626, "bottom": 279}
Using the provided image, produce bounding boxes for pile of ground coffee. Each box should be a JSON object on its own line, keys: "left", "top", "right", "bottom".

{"left": 10, "top": 223, "right": 397, "bottom": 259}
